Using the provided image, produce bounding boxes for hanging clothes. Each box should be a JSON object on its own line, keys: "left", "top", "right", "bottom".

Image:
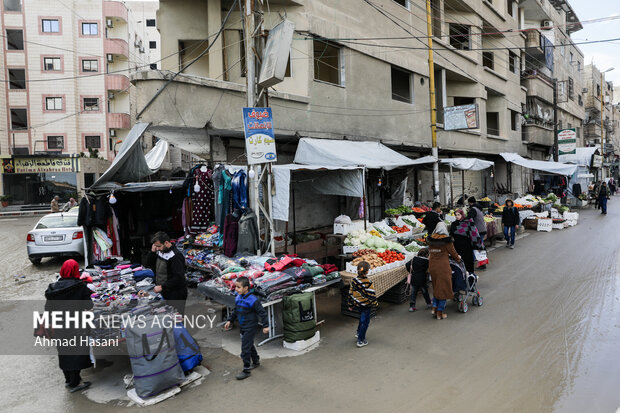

{"left": 218, "top": 170, "right": 233, "bottom": 238}
{"left": 231, "top": 170, "right": 248, "bottom": 210}
{"left": 182, "top": 197, "right": 193, "bottom": 236}
{"left": 212, "top": 165, "right": 225, "bottom": 228}
{"left": 237, "top": 208, "right": 259, "bottom": 254}
{"left": 223, "top": 212, "right": 241, "bottom": 257}
{"left": 190, "top": 166, "right": 215, "bottom": 234}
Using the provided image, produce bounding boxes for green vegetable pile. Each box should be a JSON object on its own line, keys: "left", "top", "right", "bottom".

{"left": 385, "top": 205, "right": 413, "bottom": 216}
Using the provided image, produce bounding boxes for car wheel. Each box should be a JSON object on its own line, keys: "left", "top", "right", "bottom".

{"left": 29, "top": 257, "right": 42, "bottom": 265}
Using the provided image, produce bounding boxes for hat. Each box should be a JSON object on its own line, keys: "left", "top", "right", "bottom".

{"left": 432, "top": 222, "right": 449, "bottom": 236}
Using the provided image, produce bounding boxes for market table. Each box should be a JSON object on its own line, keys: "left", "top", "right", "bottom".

{"left": 340, "top": 265, "right": 408, "bottom": 297}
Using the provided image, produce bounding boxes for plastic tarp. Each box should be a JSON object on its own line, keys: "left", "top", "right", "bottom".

{"left": 149, "top": 126, "right": 210, "bottom": 159}
{"left": 293, "top": 138, "right": 436, "bottom": 170}
{"left": 92, "top": 180, "right": 186, "bottom": 193}
{"left": 500, "top": 152, "right": 578, "bottom": 176}
{"left": 440, "top": 158, "right": 494, "bottom": 171}
{"left": 272, "top": 164, "right": 363, "bottom": 221}
{"left": 558, "top": 147, "right": 598, "bottom": 167}
{"left": 145, "top": 139, "right": 169, "bottom": 171}
{"left": 92, "top": 123, "right": 152, "bottom": 187}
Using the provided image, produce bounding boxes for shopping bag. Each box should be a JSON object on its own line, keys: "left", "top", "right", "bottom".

{"left": 473, "top": 250, "right": 489, "bottom": 267}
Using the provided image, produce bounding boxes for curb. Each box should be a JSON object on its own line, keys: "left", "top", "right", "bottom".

{"left": 0, "top": 211, "right": 49, "bottom": 218}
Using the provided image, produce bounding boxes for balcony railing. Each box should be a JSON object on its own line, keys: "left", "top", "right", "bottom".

{"left": 104, "top": 1, "right": 128, "bottom": 22}
{"left": 107, "top": 113, "right": 130, "bottom": 129}
{"left": 106, "top": 74, "right": 130, "bottom": 91}
{"left": 104, "top": 38, "right": 128, "bottom": 58}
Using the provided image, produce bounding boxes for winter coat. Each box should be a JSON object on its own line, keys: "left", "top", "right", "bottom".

{"left": 422, "top": 211, "right": 442, "bottom": 235}
{"left": 237, "top": 209, "right": 259, "bottom": 254}
{"left": 227, "top": 292, "right": 269, "bottom": 331}
{"left": 405, "top": 256, "right": 429, "bottom": 287}
{"left": 146, "top": 247, "right": 188, "bottom": 302}
{"left": 450, "top": 221, "right": 475, "bottom": 273}
{"left": 44, "top": 278, "right": 94, "bottom": 371}
{"left": 427, "top": 235, "right": 461, "bottom": 300}
{"left": 502, "top": 207, "right": 520, "bottom": 227}
{"left": 467, "top": 205, "right": 486, "bottom": 234}
{"left": 598, "top": 186, "right": 609, "bottom": 199}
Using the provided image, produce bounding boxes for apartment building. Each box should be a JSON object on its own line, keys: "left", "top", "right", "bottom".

{"left": 0, "top": 0, "right": 160, "bottom": 204}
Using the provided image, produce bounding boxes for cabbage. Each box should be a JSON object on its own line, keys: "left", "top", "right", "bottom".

{"left": 365, "top": 238, "right": 375, "bottom": 248}
{"left": 375, "top": 238, "right": 386, "bottom": 249}
{"left": 359, "top": 234, "right": 369, "bottom": 243}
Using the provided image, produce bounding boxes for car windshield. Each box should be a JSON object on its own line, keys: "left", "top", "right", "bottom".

{"left": 36, "top": 215, "right": 78, "bottom": 229}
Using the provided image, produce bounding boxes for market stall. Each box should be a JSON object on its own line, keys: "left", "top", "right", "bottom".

{"left": 439, "top": 157, "right": 495, "bottom": 206}
{"left": 559, "top": 147, "right": 599, "bottom": 205}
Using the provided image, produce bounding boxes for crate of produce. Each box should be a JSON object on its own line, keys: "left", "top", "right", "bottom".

{"left": 522, "top": 217, "right": 538, "bottom": 230}
{"left": 378, "top": 279, "right": 409, "bottom": 304}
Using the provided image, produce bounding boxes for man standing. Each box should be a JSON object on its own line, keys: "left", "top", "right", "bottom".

{"left": 50, "top": 195, "right": 60, "bottom": 213}
{"left": 467, "top": 197, "right": 487, "bottom": 269}
{"left": 147, "top": 232, "right": 188, "bottom": 314}
{"left": 422, "top": 202, "right": 443, "bottom": 235}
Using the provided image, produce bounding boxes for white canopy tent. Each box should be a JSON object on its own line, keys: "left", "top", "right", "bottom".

{"left": 559, "top": 147, "right": 599, "bottom": 199}
{"left": 500, "top": 153, "right": 578, "bottom": 176}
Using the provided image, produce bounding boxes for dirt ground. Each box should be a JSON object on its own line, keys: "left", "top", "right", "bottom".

{"left": 0, "top": 207, "right": 619, "bottom": 412}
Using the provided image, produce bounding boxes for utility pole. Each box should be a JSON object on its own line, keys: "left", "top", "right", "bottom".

{"left": 600, "top": 73, "right": 605, "bottom": 180}
{"left": 425, "top": 0, "right": 440, "bottom": 202}
{"left": 553, "top": 79, "right": 559, "bottom": 161}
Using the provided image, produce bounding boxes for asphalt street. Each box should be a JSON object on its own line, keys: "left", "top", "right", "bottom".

{"left": 0, "top": 207, "right": 618, "bottom": 412}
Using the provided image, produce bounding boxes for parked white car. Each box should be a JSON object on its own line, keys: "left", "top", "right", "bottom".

{"left": 26, "top": 210, "right": 84, "bottom": 265}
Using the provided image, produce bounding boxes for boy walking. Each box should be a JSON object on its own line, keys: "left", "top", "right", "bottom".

{"left": 348, "top": 261, "right": 377, "bottom": 348}
{"left": 224, "top": 276, "right": 269, "bottom": 380}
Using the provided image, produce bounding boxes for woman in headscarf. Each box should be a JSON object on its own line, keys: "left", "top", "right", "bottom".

{"left": 427, "top": 222, "right": 461, "bottom": 320}
{"left": 449, "top": 209, "right": 483, "bottom": 273}
{"left": 44, "top": 259, "right": 93, "bottom": 392}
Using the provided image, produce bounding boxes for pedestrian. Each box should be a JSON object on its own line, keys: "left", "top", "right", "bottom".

{"left": 609, "top": 178, "right": 616, "bottom": 195}
{"left": 456, "top": 193, "right": 468, "bottom": 206}
{"left": 50, "top": 195, "right": 60, "bottom": 213}
{"left": 594, "top": 181, "right": 601, "bottom": 209}
{"left": 62, "top": 197, "right": 77, "bottom": 212}
{"left": 467, "top": 197, "right": 487, "bottom": 268}
{"left": 406, "top": 248, "right": 432, "bottom": 312}
{"left": 422, "top": 201, "right": 443, "bottom": 235}
{"left": 146, "top": 231, "right": 188, "bottom": 315}
{"left": 449, "top": 209, "right": 482, "bottom": 273}
{"left": 501, "top": 199, "right": 520, "bottom": 249}
{"left": 224, "top": 276, "right": 269, "bottom": 380}
{"left": 428, "top": 222, "right": 461, "bottom": 320}
{"left": 44, "top": 259, "right": 93, "bottom": 393}
{"left": 598, "top": 182, "right": 610, "bottom": 215}
{"left": 348, "top": 261, "right": 377, "bottom": 347}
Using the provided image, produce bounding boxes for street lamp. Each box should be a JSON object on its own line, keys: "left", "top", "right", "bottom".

{"left": 601, "top": 67, "right": 614, "bottom": 180}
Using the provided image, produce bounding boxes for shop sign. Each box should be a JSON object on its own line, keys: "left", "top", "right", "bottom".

{"left": 537, "top": 218, "right": 552, "bottom": 232}
{"left": 2, "top": 157, "right": 80, "bottom": 173}
{"left": 557, "top": 129, "right": 576, "bottom": 155}
{"left": 443, "top": 104, "right": 479, "bottom": 131}
{"left": 242, "top": 107, "right": 277, "bottom": 165}
{"left": 591, "top": 154, "right": 603, "bottom": 169}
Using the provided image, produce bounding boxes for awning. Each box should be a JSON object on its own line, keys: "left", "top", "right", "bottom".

{"left": 92, "top": 123, "right": 152, "bottom": 188}
{"left": 92, "top": 180, "right": 186, "bottom": 193}
{"left": 149, "top": 126, "right": 209, "bottom": 160}
{"left": 272, "top": 164, "right": 363, "bottom": 221}
{"left": 500, "top": 152, "right": 578, "bottom": 176}
{"left": 145, "top": 139, "right": 169, "bottom": 171}
{"left": 558, "top": 147, "right": 598, "bottom": 167}
{"left": 440, "top": 158, "right": 494, "bottom": 171}
{"left": 293, "top": 138, "right": 436, "bottom": 170}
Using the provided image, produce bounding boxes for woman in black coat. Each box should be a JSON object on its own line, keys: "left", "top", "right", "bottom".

{"left": 501, "top": 199, "right": 520, "bottom": 248}
{"left": 44, "top": 259, "right": 93, "bottom": 392}
{"left": 449, "top": 209, "right": 482, "bottom": 273}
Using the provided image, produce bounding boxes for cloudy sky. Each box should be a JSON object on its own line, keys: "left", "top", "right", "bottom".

{"left": 570, "top": 0, "right": 620, "bottom": 84}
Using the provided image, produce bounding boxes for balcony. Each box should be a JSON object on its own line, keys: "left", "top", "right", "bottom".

{"left": 522, "top": 124, "right": 554, "bottom": 147}
{"left": 522, "top": 71, "right": 554, "bottom": 104}
{"left": 106, "top": 74, "right": 130, "bottom": 91}
{"left": 585, "top": 123, "right": 602, "bottom": 139}
{"left": 524, "top": 30, "right": 546, "bottom": 61}
{"left": 104, "top": 1, "right": 128, "bottom": 22}
{"left": 107, "top": 113, "right": 130, "bottom": 129}
{"left": 104, "top": 38, "right": 128, "bottom": 58}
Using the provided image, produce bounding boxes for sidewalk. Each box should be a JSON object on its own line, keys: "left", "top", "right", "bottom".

{"left": 0, "top": 209, "right": 49, "bottom": 219}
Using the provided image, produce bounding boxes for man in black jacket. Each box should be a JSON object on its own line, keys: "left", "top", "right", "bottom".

{"left": 422, "top": 202, "right": 443, "bottom": 234}
{"left": 147, "top": 232, "right": 188, "bottom": 314}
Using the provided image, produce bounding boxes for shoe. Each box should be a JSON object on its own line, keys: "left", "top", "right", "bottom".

{"left": 356, "top": 340, "right": 368, "bottom": 348}
{"left": 409, "top": 306, "right": 416, "bottom": 312}
{"left": 68, "top": 381, "right": 91, "bottom": 393}
{"left": 431, "top": 307, "right": 437, "bottom": 316}
{"left": 436, "top": 311, "right": 447, "bottom": 320}
{"left": 249, "top": 361, "right": 260, "bottom": 370}
{"left": 505, "top": 244, "right": 510, "bottom": 248}
{"left": 509, "top": 245, "right": 515, "bottom": 249}
{"left": 236, "top": 370, "right": 251, "bottom": 380}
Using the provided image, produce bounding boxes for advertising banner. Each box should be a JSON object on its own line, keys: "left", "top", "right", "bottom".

{"left": 242, "top": 108, "right": 277, "bottom": 165}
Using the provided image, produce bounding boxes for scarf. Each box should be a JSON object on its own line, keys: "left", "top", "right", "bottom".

{"left": 454, "top": 218, "right": 484, "bottom": 249}
{"left": 59, "top": 259, "right": 80, "bottom": 279}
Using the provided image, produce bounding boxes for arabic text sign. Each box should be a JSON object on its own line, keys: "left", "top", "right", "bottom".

{"left": 558, "top": 129, "right": 576, "bottom": 155}
{"left": 242, "top": 108, "right": 277, "bottom": 165}
{"left": 9, "top": 157, "right": 80, "bottom": 173}
{"left": 443, "top": 104, "right": 479, "bottom": 131}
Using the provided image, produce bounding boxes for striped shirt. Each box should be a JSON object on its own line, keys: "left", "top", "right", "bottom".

{"left": 348, "top": 274, "right": 378, "bottom": 308}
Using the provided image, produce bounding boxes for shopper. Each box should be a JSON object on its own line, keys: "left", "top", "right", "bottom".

{"left": 44, "top": 259, "right": 93, "bottom": 393}
{"left": 467, "top": 197, "right": 487, "bottom": 269}
{"left": 598, "top": 182, "right": 610, "bottom": 215}
{"left": 594, "top": 181, "right": 601, "bottom": 209}
{"left": 428, "top": 222, "right": 461, "bottom": 320}
{"left": 348, "top": 261, "right": 377, "bottom": 347}
{"left": 62, "top": 197, "right": 77, "bottom": 212}
{"left": 406, "top": 248, "right": 432, "bottom": 312}
{"left": 147, "top": 232, "right": 188, "bottom": 315}
{"left": 449, "top": 209, "right": 482, "bottom": 273}
{"left": 501, "top": 199, "right": 520, "bottom": 249}
{"left": 422, "top": 201, "right": 443, "bottom": 235}
{"left": 224, "top": 276, "right": 269, "bottom": 380}
{"left": 50, "top": 195, "right": 60, "bottom": 213}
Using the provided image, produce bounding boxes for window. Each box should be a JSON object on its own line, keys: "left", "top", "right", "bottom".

{"left": 150, "top": 63, "right": 157, "bottom": 70}
{"left": 47, "top": 135, "right": 64, "bottom": 150}
{"left": 6, "top": 29, "right": 23, "bottom": 50}
{"left": 81, "top": 22, "right": 98, "bottom": 36}
{"left": 392, "top": 0, "right": 409, "bottom": 8}
{"left": 43, "top": 57, "right": 61, "bottom": 71}
{"left": 45, "top": 97, "right": 63, "bottom": 111}
{"left": 149, "top": 41, "right": 156, "bottom": 49}
{"left": 83, "top": 97, "right": 99, "bottom": 111}
{"left": 8, "top": 69, "right": 25, "bottom": 89}
{"left": 453, "top": 97, "right": 475, "bottom": 106}
{"left": 568, "top": 77, "right": 574, "bottom": 100}
{"left": 560, "top": 41, "right": 565, "bottom": 56}
{"left": 487, "top": 112, "right": 499, "bottom": 136}
{"left": 597, "top": 84, "right": 601, "bottom": 97}
{"left": 391, "top": 66, "right": 412, "bottom": 104}
{"left": 507, "top": 0, "right": 515, "bottom": 17}
{"left": 10, "top": 108, "right": 27, "bottom": 130}
{"left": 569, "top": 52, "right": 573, "bottom": 64}
{"left": 4, "top": 0, "right": 21, "bottom": 12}
{"left": 510, "top": 110, "right": 519, "bottom": 131}
{"left": 576, "top": 127, "right": 581, "bottom": 139}
{"left": 577, "top": 61, "right": 581, "bottom": 72}
{"left": 313, "top": 39, "right": 343, "bottom": 85}
{"left": 509, "top": 51, "right": 518, "bottom": 74}
{"left": 578, "top": 94, "right": 583, "bottom": 106}
{"left": 41, "top": 19, "right": 59, "bottom": 33}
{"left": 85, "top": 135, "right": 101, "bottom": 149}
{"left": 81, "top": 59, "right": 98, "bottom": 72}
{"left": 449, "top": 24, "right": 471, "bottom": 50}
{"left": 146, "top": 19, "right": 156, "bottom": 27}
{"left": 431, "top": 0, "right": 441, "bottom": 37}
{"left": 482, "top": 52, "right": 494, "bottom": 70}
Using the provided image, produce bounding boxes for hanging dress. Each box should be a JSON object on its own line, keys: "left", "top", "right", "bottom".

{"left": 190, "top": 167, "right": 215, "bottom": 234}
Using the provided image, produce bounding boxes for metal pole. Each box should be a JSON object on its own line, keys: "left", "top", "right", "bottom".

{"left": 362, "top": 167, "right": 368, "bottom": 231}
{"left": 449, "top": 164, "right": 454, "bottom": 207}
{"left": 426, "top": 0, "right": 440, "bottom": 202}
{"left": 553, "top": 79, "right": 559, "bottom": 161}
{"left": 601, "top": 73, "right": 605, "bottom": 180}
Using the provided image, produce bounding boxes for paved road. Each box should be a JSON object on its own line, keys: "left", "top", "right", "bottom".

{"left": 0, "top": 207, "right": 618, "bottom": 412}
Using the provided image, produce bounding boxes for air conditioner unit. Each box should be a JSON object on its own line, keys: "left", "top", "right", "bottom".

{"left": 582, "top": 88, "right": 588, "bottom": 93}
{"left": 106, "top": 18, "right": 113, "bottom": 28}
{"left": 108, "top": 92, "right": 115, "bottom": 100}
{"left": 110, "top": 129, "right": 116, "bottom": 137}
{"left": 107, "top": 54, "right": 114, "bottom": 63}
{"left": 139, "top": 46, "right": 145, "bottom": 54}
{"left": 541, "top": 20, "right": 553, "bottom": 29}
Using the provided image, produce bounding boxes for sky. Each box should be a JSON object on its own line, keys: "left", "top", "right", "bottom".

{"left": 569, "top": 0, "right": 620, "bottom": 84}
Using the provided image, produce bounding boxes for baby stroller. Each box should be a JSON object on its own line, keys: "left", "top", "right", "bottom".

{"left": 450, "top": 259, "right": 483, "bottom": 313}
